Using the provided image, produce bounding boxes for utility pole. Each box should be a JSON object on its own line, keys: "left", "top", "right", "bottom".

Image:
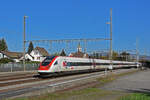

{"left": 144, "top": 49, "right": 147, "bottom": 60}
{"left": 23, "top": 16, "right": 28, "bottom": 71}
{"left": 136, "top": 38, "right": 139, "bottom": 68}
{"left": 144, "top": 48, "right": 147, "bottom": 67}
{"left": 109, "top": 8, "right": 113, "bottom": 61}
{"left": 105, "top": 8, "right": 113, "bottom": 73}
{"left": 84, "top": 40, "right": 87, "bottom": 53}
{"left": 108, "top": 8, "right": 113, "bottom": 71}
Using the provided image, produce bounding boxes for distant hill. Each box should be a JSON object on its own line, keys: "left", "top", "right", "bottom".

{"left": 130, "top": 54, "right": 150, "bottom": 61}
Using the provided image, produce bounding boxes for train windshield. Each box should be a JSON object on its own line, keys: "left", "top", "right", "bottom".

{"left": 41, "top": 56, "right": 55, "bottom": 66}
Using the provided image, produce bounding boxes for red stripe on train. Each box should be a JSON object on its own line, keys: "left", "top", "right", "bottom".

{"left": 38, "top": 56, "right": 58, "bottom": 71}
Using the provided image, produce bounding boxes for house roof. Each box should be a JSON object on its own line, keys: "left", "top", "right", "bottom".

{"left": 25, "top": 53, "right": 34, "bottom": 59}
{"left": 34, "top": 47, "right": 50, "bottom": 56}
{"left": 0, "top": 51, "right": 23, "bottom": 59}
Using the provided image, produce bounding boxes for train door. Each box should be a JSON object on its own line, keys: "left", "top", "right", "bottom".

{"left": 54, "top": 60, "right": 61, "bottom": 72}
{"left": 61, "top": 58, "right": 68, "bottom": 72}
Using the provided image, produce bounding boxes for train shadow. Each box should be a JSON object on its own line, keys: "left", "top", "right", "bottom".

{"left": 35, "top": 67, "right": 135, "bottom": 79}
{"left": 35, "top": 69, "right": 106, "bottom": 79}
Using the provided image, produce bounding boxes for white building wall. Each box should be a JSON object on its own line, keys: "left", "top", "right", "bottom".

{"left": 0, "top": 53, "right": 3, "bottom": 59}
{"left": 14, "top": 59, "right": 20, "bottom": 62}
{"left": 30, "top": 50, "right": 45, "bottom": 62}
{"left": 25, "top": 54, "right": 33, "bottom": 61}
{"left": 0, "top": 53, "right": 8, "bottom": 59}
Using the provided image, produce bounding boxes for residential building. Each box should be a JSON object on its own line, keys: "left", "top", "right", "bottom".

{"left": 0, "top": 51, "right": 23, "bottom": 62}
{"left": 29, "top": 47, "right": 50, "bottom": 62}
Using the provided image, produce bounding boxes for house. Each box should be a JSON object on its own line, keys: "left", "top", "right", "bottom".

{"left": 23, "top": 53, "right": 34, "bottom": 61}
{"left": 0, "top": 51, "right": 23, "bottom": 62}
{"left": 27, "top": 47, "right": 50, "bottom": 62}
{"left": 69, "top": 43, "right": 89, "bottom": 58}
{"left": 0, "top": 51, "right": 8, "bottom": 59}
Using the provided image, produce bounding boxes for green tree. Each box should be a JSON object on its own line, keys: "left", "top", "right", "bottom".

{"left": 27, "top": 42, "right": 34, "bottom": 54}
{"left": 0, "top": 58, "right": 14, "bottom": 64}
{"left": 95, "top": 53, "right": 99, "bottom": 59}
{"left": 0, "top": 40, "right": 1, "bottom": 50}
{"left": 112, "top": 51, "right": 119, "bottom": 60}
{"left": 120, "top": 51, "right": 130, "bottom": 61}
{"left": 0, "top": 38, "right": 8, "bottom": 51}
{"left": 52, "top": 53, "right": 60, "bottom": 56}
{"left": 60, "top": 49, "right": 66, "bottom": 56}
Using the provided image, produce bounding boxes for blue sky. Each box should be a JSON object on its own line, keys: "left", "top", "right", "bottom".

{"left": 0, "top": 0, "right": 149, "bottom": 55}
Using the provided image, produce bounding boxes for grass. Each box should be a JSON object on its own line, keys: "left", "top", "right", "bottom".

{"left": 119, "top": 93, "right": 150, "bottom": 100}
{"left": 9, "top": 88, "right": 114, "bottom": 100}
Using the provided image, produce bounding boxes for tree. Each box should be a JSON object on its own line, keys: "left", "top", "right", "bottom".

{"left": 52, "top": 53, "right": 60, "bottom": 56}
{"left": 0, "top": 40, "right": 1, "bottom": 50}
{"left": 0, "top": 38, "right": 8, "bottom": 51}
{"left": 95, "top": 53, "right": 99, "bottom": 59}
{"left": 60, "top": 49, "right": 66, "bottom": 56}
{"left": 120, "top": 51, "right": 130, "bottom": 61}
{"left": 112, "top": 51, "right": 119, "bottom": 60}
{"left": 0, "top": 58, "right": 14, "bottom": 64}
{"left": 27, "top": 42, "right": 34, "bottom": 54}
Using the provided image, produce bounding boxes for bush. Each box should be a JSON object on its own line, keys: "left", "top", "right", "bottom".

{"left": 0, "top": 58, "right": 14, "bottom": 64}
{"left": 19, "top": 60, "right": 40, "bottom": 64}
{"left": 26, "top": 61, "right": 40, "bottom": 64}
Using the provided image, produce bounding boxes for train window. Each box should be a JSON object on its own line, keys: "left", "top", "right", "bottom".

{"left": 41, "top": 56, "right": 55, "bottom": 66}
{"left": 67, "top": 62, "right": 71, "bottom": 66}
{"left": 66, "top": 62, "right": 93, "bottom": 66}
{"left": 54, "top": 61, "right": 58, "bottom": 65}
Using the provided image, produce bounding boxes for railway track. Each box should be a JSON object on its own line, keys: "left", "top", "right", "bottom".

{"left": 0, "top": 68, "right": 138, "bottom": 99}
{"left": 0, "top": 71, "right": 105, "bottom": 91}
{"left": 0, "top": 69, "right": 135, "bottom": 88}
{"left": 0, "top": 70, "right": 107, "bottom": 88}
{"left": 0, "top": 72, "right": 40, "bottom": 87}
{"left": 0, "top": 78, "right": 40, "bottom": 87}
{"left": 0, "top": 72, "right": 37, "bottom": 79}
{"left": 0, "top": 71, "right": 100, "bottom": 87}
{"left": 0, "top": 70, "right": 105, "bottom": 87}
{"left": 0, "top": 74, "right": 37, "bottom": 81}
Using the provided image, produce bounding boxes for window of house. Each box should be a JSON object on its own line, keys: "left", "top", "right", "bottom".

{"left": 37, "top": 57, "right": 40, "bottom": 60}
{"left": 34, "top": 51, "right": 38, "bottom": 55}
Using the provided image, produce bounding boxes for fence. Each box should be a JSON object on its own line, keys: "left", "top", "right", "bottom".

{"left": 0, "top": 63, "right": 39, "bottom": 72}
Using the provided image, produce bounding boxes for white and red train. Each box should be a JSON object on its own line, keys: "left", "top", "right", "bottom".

{"left": 38, "top": 56, "right": 140, "bottom": 76}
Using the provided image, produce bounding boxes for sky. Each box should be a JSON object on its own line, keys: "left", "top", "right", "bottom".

{"left": 0, "top": 0, "right": 149, "bottom": 55}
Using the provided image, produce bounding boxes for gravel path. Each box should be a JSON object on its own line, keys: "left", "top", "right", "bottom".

{"left": 101, "top": 69, "right": 150, "bottom": 93}
{"left": 98, "top": 69, "right": 150, "bottom": 100}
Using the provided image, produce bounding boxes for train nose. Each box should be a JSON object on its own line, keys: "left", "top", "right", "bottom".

{"left": 39, "top": 65, "right": 50, "bottom": 70}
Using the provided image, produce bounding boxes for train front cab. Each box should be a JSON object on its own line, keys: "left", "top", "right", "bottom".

{"left": 38, "top": 56, "right": 58, "bottom": 75}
